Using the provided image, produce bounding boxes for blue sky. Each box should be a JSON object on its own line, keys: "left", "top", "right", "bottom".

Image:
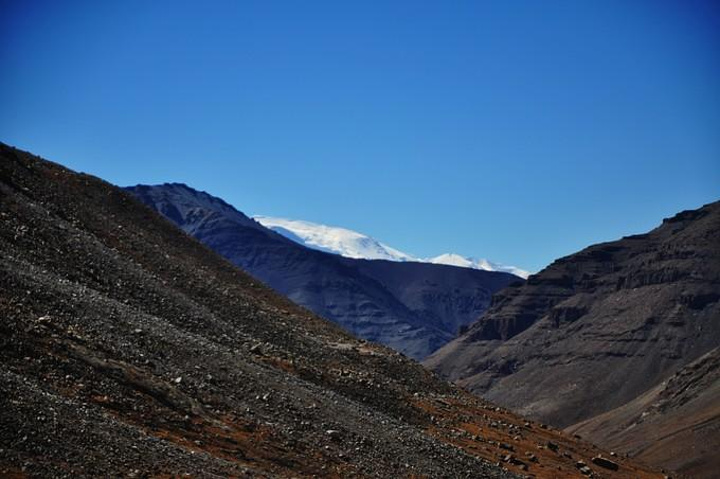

{"left": 1, "top": 0, "right": 718, "bottom": 272}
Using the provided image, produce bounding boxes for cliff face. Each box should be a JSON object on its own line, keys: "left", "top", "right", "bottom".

{"left": 127, "top": 183, "right": 518, "bottom": 359}
{"left": 425, "top": 201, "right": 720, "bottom": 476}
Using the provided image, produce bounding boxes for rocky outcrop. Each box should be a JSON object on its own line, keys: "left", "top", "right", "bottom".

{"left": 128, "top": 183, "right": 518, "bottom": 359}
{"left": 425, "top": 200, "right": 720, "bottom": 476}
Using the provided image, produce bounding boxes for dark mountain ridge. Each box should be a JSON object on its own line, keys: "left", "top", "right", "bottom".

{"left": 127, "top": 183, "right": 519, "bottom": 360}
{"left": 0, "top": 143, "right": 663, "bottom": 478}
{"left": 426, "top": 199, "right": 720, "bottom": 477}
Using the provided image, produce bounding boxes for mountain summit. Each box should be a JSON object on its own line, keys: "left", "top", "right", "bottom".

{"left": 253, "top": 215, "right": 414, "bottom": 261}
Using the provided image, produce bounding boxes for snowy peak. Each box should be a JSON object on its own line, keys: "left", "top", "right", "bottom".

{"left": 427, "top": 253, "right": 484, "bottom": 269}
{"left": 253, "top": 216, "right": 414, "bottom": 262}
{"left": 428, "top": 254, "right": 530, "bottom": 279}
{"left": 253, "top": 216, "right": 530, "bottom": 278}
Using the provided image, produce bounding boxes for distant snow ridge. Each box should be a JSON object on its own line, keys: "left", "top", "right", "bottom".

{"left": 253, "top": 216, "right": 414, "bottom": 261}
{"left": 253, "top": 216, "right": 530, "bottom": 279}
{"left": 427, "top": 253, "right": 530, "bottom": 279}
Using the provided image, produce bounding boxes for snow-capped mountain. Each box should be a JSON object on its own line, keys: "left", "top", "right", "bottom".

{"left": 128, "top": 186, "right": 520, "bottom": 359}
{"left": 252, "top": 216, "right": 415, "bottom": 261}
{"left": 253, "top": 216, "right": 530, "bottom": 278}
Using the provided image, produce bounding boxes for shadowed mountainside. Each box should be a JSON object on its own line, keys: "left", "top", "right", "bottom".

{"left": 0, "top": 142, "right": 664, "bottom": 478}
{"left": 126, "top": 183, "right": 519, "bottom": 360}
{"left": 425, "top": 200, "right": 720, "bottom": 477}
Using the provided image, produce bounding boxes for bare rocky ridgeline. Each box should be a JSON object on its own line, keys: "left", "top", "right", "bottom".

{"left": 426, "top": 196, "right": 720, "bottom": 478}
{"left": 0, "top": 142, "right": 665, "bottom": 478}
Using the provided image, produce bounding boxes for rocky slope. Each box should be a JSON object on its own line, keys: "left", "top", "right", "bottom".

{"left": 568, "top": 346, "right": 720, "bottom": 478}
{"left": 127, "top": 183, "right": 519, "bottom": 360}
{"left": 0, "top": 142, "right": 664, "bottom": 478}
{"left": 425, "top": 200, "right": 720, "bottom": 477}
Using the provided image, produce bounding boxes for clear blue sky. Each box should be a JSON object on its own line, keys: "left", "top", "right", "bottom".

{"left": 1, "top": 0, "right": 718, "bottom": 272}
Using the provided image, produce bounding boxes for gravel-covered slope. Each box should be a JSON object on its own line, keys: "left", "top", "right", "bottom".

{"left": 0, "top": 143, "right": 663, "bottom": 478}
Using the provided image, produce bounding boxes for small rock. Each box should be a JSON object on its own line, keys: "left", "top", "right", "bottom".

{"left": 592, "top": 455, "right": 619, "bottom": 471}
{"left": 326, "top": 429, "right": 342, "bottom": 440}
{"left": 576, "top": 460, "right": 594, "bottom": 475}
